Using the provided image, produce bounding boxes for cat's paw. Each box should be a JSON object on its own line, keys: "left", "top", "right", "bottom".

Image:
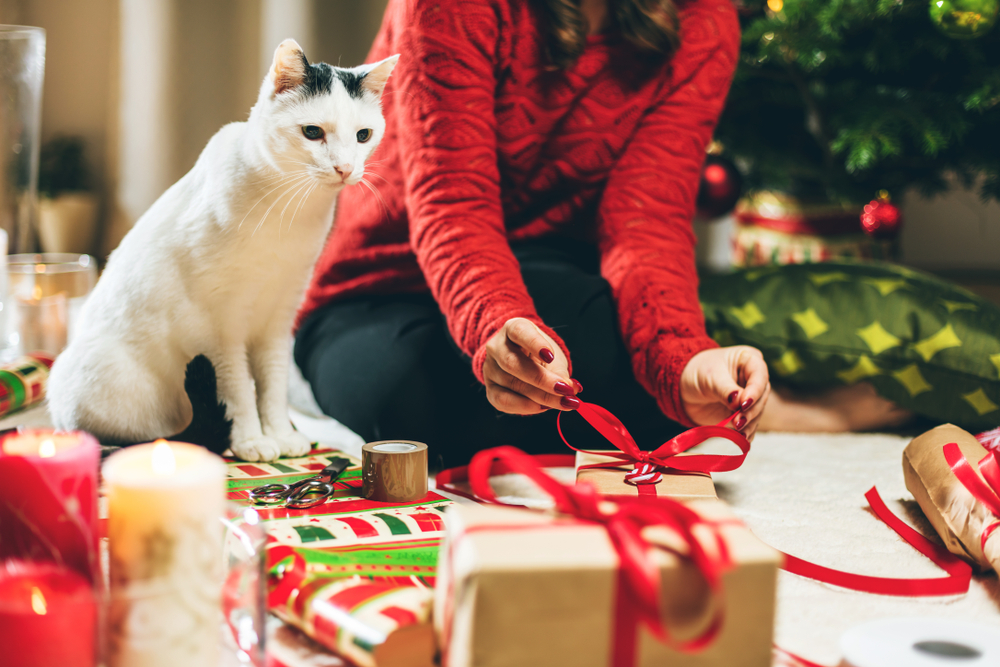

{"left": 275, "top": 430, "right": 312, "bottom": 458}
{"left": 230, "top": 436, "right": 283, "bottom": 462}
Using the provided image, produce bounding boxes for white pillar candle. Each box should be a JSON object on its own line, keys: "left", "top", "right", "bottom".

{"left": 103, "top": 440, "right": 227, "bottom": 667}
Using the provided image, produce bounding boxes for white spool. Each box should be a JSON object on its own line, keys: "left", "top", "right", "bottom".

{"left": 841, "top": 617, "right": 1000, "bottom": 667}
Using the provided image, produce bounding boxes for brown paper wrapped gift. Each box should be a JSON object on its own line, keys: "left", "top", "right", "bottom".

{"left": 433, "top": 499, "right": 779, "bottom": 667}
{"left": 903, "top": 423, "right": 1000, "bottom": 575}
{"left": 575, "top": 451, "right": 717, "bottom": 500}
{"left": 564, "top": 402, "right": 749, "bottom": 501}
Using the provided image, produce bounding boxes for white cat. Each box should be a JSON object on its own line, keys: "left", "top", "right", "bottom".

{"left": 48, "top": 41, "right": 398, "bottom": 461}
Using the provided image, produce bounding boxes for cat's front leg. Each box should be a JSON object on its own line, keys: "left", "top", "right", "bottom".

{"left": 250, "top": 336, "right": 311, "bottom": 458}
{"left": 211, "top": 344, "right": 283, "bottom": 462}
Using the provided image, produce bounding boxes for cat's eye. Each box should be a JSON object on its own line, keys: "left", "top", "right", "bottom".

{"left": 356, "top": 128, "right": 372, "bottom": 143}
{"left": 302, "top": 125, "right": 324, "bottom": 141}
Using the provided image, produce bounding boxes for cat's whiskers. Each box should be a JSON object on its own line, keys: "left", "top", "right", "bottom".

{"left": 253, "top": 169, "right": 310, "bottom": 187}
{"left": 251, "top": 174, "right": 314, "bottom": 237}
{"left": 359, "top": 177, "right": 390, "bottom": 222}
{"left": 237, "top": 171, "right": 313, "bottom": 231}
{"left": 277, "top": 178, "right": 315, "bottom": 240}
{"left": 287, "top": 181, "right": 318, "bottom": 235}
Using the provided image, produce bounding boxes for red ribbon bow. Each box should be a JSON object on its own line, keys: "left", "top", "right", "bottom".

{"left": 943, "top": 442, "right": 1000, "bottom": 555}
{"left": 559, "top": 401, "right": 750, "bottom": 494}
{"left": 457, "top": 445, "right": 736, "bottom": 666}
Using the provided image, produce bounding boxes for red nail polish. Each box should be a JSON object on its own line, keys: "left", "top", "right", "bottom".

{"left": 554, "top": 382, "right": 575, "bottom": 396}
{"left": 740, "top": 398, "right": 754, "bottom": 412}
{"left": 735, "top": 415, "right": 747, "bottom": 431}
{"left": 560, "top": 396, "right": 581, "bottom": 410}
{"left": 572, "top": 379, "right": 583, "bottom": 393}
{"left": 539, "top": 348, "right": 555, "bottom": 364}
{"left": 728, "top": 391, "right": 739, "bottom": 405}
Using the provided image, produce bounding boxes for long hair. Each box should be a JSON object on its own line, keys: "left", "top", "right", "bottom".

{"left": 534, "top": 0, "right": 681, "bottom": 69}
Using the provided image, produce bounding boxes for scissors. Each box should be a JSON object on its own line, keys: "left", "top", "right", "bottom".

{"left": 249, "top": 458, "right": 351, "bottom": 509}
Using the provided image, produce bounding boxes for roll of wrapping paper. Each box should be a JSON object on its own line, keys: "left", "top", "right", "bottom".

{"left": 362, "top": 440, "right": 428, "bottom": 503}
{"left": 266, "top": 545, "right": 436, "bottom": 667}
{"left": 0, "top": 353, "right": 53, "bottom": 417}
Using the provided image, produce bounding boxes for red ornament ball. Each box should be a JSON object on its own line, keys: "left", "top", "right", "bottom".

{"left": 860, "top": 198, "right": 902, "bottom": 239}
{"left": 696, "top": 155, "right": 743, "bottom": 219}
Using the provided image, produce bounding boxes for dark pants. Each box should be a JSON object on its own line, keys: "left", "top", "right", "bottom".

{"left": 294, "top": 238, "right": 685, "bottom": 468}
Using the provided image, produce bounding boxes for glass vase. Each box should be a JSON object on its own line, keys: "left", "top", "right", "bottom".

{"left": 0, "top": 26, "right": 46, "bottom": 255}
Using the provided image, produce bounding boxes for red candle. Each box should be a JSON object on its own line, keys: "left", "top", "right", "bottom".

{"left": 0, "top": 560, "right": 97, "bottom": 667}
{"left": 0, "top": 430, "right": 100, "bottom": 585}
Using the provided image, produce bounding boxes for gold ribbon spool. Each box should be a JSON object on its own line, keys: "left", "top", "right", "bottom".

{"left": 361, "top": 440, "right": 428, "bottom": 503}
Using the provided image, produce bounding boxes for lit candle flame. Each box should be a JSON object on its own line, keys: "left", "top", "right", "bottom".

{"left": 151, "top": 440, "right": 176, "bottom": 476}
{"left": 38, "top": 439, "right": 56, "bottom": 458}
{"left": 32, "top": 284, "right": 43, "bottom": 300}
{"left": 31, "top": 587, "right": 47, "bottom": 615}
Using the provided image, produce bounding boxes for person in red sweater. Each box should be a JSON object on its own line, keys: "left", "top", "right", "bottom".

{"left": 295, "top": 0, "right": 770, "bottom": 465}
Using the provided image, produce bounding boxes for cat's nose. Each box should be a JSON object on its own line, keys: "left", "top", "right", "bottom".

{"left": 334, "top": 165, "right": 354, "bottom": 181}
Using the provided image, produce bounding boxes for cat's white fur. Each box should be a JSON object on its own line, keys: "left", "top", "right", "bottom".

{"left": 48, "top": 41, "right": 398, "bottom": 461}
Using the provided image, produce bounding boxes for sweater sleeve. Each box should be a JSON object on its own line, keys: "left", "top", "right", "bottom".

{"left": 595, "top": 1, "right": 740, "bottom": 425}
{"left": 391, "top": 0, "right": 570, "bottom": 380}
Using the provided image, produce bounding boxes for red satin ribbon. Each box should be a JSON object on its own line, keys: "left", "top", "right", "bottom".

{"left": 559, "top": 401, "right": 750, "bottom": 495}
{"left": 943, "top": 442, "right": 1000, "bottom": 554}
{"left": 448, "top": 445, "right": 735, "bottom": 667}
{"left": 779, "top": 486, "right": 971, "bottom": 596}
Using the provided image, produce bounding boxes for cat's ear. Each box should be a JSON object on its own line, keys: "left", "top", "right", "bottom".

{"left": 360, "top": 55, "right": 400, "bottom": 98}
{"left": 269, "top": 39, "right": 308, "bottom": 96}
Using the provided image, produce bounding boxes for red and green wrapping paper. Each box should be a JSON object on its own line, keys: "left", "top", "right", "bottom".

{"left": 0, "top": 354, "right": 52, "bottom": 417}
{"left": 225, "top": 448, "right": 452, "bottom": 667}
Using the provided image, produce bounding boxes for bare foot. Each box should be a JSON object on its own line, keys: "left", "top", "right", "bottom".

{"left": 759, "top": 382, "right": 914, "bottom": 432}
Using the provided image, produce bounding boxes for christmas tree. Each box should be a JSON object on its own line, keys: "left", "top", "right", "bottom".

{"left": 715, "top": 0, "right": 1000, "bottom": 207}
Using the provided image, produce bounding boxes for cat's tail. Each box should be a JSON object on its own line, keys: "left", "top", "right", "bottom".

{"left": 168, "top": 354, "right": 233, "bottom": 455}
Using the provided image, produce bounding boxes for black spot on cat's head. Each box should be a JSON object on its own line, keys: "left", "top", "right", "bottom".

{"left": 300, "top": 56, "right": 334, "bottom": 97}
{"left": 335, "top": 69, "right": 368, "bottom": 100}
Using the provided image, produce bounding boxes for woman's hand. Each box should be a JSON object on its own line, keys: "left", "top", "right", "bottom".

{"left": 483, "top": 317, "right": 582, "bottom": 414}
{"left": 679, "top": 346, "right": 770, "bottom": 440}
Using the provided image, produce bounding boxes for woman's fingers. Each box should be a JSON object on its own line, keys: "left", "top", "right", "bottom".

{"left": 483, "top": 357, "right": 580, "bottom": 412}
{"left": 735, "top": 347, "right": 769, "bottom": 409}
{"left": 503, "top": 318, "right": 571, "bottom": 376}
{"left": 485, "top": 379, "right": 549, "bottom": 415}
{"left": 738, "top": 382, "right": 770, "bottom": 440}
{"left": 486, "top": 319, "right": 576, "bottom": 398}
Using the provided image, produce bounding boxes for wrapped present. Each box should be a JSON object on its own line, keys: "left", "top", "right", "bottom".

{"left": 0, "top": 353, "right": 53, "bottom": 418}
{"left": 434, "top": 446, "right": 779, "bottom": 667}
{"left": 731, "top": 191, "right": 895, "bottom": 267}
{"left": 266, "top": 545, "right": 436, "bottom": 667}
{"left": 903, "top": 423, "right": 1000, "bottom": 575}
{"left": 223, "top": 447, "right": 454, "bottom": 666}
{"left": 564, "top": 402, "right": 748, "bottom": 500}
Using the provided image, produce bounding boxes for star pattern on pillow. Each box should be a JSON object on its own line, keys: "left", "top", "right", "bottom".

{"left": 912, "top": 324, "right": 962, "bottom": 362}
{"left": 857, "top": 321, "right": 902, "bottom": 355}
{"left": 892, "top": 364, "right": 933, "bottom": 397}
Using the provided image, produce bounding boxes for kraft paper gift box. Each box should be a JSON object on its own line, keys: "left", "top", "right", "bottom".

{"left": 903, "top": 423, "right": 1000, "bottom": 575}
{"left": 575, "top": 451, "right": 717, "bottom": 500}
{"left": 433, "top": 499, "right": 779, "bottom": 667}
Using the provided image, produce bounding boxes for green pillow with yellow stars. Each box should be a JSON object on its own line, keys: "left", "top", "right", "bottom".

{"left": 699, "top": 261, "right": 1000, "bottom": 432}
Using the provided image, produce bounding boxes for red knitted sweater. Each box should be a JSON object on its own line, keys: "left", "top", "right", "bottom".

{"left": 299, "top": 0, "right": 740, "bottom": 425}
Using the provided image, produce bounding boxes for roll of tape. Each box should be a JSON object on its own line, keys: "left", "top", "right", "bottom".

{"left": 361, "top": 440, "right": 428, "bottom": 503}
{"left": 841, "top": 617, "right": 1000, "bottom": 667}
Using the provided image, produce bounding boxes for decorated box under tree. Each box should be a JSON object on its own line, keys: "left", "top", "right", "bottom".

{"left": 716, "top": 0, "right": 1000, "bottom": 266}
{"left": 732, "top": 191, "right": 897, "bottom": 267}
